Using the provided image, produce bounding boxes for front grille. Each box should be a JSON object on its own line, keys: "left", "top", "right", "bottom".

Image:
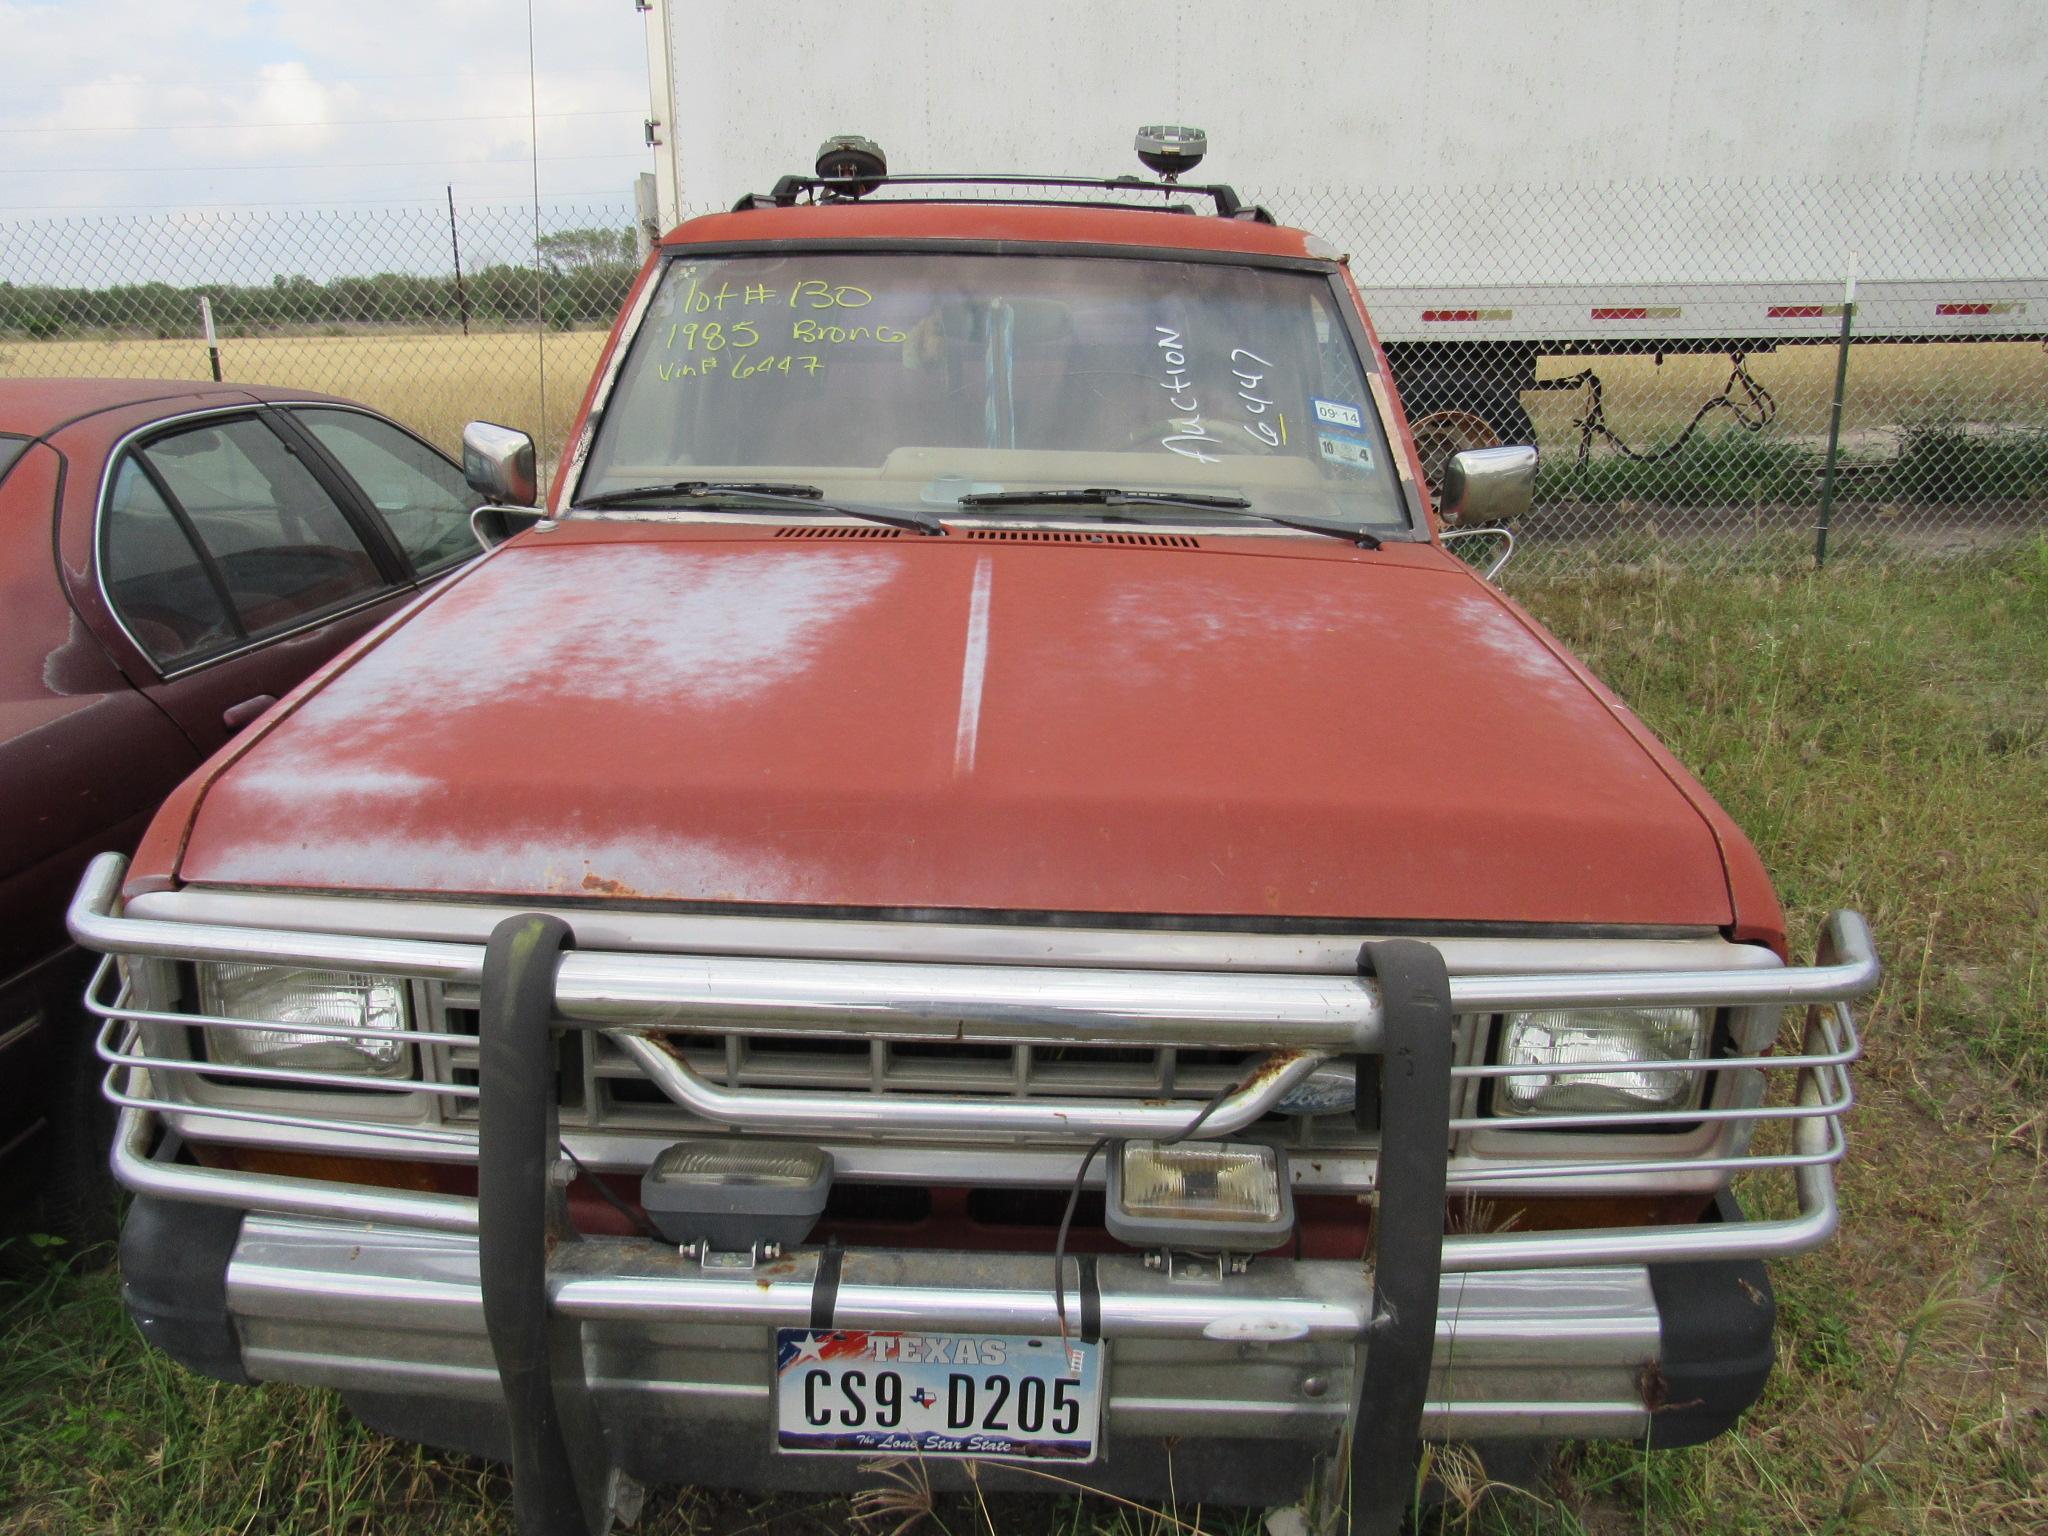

{"left": 414, "top": 989, "right": 1359, "bottom": 1150}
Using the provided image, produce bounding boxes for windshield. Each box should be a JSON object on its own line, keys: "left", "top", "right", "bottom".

{"left": 578, "top": 253, "right": 1408, "bottom": 528}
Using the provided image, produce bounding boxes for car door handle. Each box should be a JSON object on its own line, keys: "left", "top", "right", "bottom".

{"left": 223, "top": 695, "right": 277, "bottom": 731}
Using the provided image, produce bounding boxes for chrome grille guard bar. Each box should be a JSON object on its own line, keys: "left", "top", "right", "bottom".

{"left": 69, "top": 853, "right": 1879, "bottom": 1047}
{"left": 76, "top": 851, "right": 1877, "bottom": 1271}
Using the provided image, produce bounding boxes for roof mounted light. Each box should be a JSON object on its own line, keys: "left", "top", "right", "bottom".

{"left": 1135, "top": 125, "right": 1207, "bottom": 182}
{"left": 814, "top": 133, "right": 887, "bottom": 197}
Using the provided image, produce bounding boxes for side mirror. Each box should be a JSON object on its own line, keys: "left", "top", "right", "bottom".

{"left": 462, "top": 420, "right": 537, "bottom": 507}
{"left": 1438, "top": 444, "right": 1537, "bottom": 529}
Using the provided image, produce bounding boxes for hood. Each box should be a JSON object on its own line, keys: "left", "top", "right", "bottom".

{"left": 172, "top": 528, "right": 1735, "bottom": 927}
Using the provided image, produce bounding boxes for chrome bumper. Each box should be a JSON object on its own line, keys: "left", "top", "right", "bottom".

{"left": 219, "top": 1207, "right": 1664, "bottom": 1446}
{"left": 75, "top": 849, "right": 1877, "bottom": 1526}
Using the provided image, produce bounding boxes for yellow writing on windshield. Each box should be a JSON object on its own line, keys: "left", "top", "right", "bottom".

{"left": 666, "top": 320, "right": 760, "bottom": 351}
{"left": 789, "top": 279, "right": 873, "bottom": 310}
{"left": 792, "top": 318, "right": 908, "bottom": 346}
{"left": 732, "top": 354, "right": 825, "bottom": 379}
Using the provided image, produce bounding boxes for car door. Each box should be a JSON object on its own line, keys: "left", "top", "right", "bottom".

{"left": 275, "top": 405, "right": 484, "bottom": 583}
{"left": 88, "top": 408, "right": 418, "bottom": 756}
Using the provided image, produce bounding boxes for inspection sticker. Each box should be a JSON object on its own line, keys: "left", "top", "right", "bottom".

{"left": 1312, "top": 397, "right": 1363, "bottom": 430}
{"left": 1317, "top": 429, "right": 1375, "bottom": 472}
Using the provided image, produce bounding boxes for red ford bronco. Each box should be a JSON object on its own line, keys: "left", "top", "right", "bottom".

{"left": 74, "top": 134, "right": 1876, "bottom": 1533}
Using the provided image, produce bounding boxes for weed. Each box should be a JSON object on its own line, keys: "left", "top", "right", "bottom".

{"left": 4, "top": 554, "right": 2044, "bottom": 1535}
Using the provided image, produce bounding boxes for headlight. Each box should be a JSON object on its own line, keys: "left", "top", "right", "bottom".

{"left": 196, "top": 963, "right": 412, "bottom": 1079}
{"left": 1495, "top": 1006, "right": 1711, "bottom": 1117}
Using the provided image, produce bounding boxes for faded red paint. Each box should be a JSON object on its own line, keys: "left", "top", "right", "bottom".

{"left": 113, "top": 203, "right": 1788, "bottom": 943}
{"left": 163, "top": 521, "right": 1739, "bottom": 927}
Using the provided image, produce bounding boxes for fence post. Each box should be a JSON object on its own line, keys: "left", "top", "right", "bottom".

{"left": 1813, "top": 261, "right": 1858, "bottom": 568}
{"left": 447, "top": 186, "right": 471, "bottom": 337}
{"left": 196, "top": 295, "right": 223, "bottom": 382}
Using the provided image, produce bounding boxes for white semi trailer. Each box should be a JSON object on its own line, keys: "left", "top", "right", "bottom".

{"left": 636, "top": 0, "right": 2047, "bottom": 445}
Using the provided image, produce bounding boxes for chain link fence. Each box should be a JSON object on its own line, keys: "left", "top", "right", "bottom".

{"left": 0, "top": 202, "right": 636, "bottom": 473}
{"left": 3, "top": 180, "right": 2043, "bottom": 575}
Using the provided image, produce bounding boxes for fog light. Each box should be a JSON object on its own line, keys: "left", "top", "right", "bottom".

{"left": 639, "top": 1138, "right": 832, "bottom": 1250}
{"left": 1106, "top": 1139, "right": 1293, "bottom": 1251}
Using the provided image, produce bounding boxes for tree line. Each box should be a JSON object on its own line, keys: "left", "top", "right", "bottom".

{"left": 0, "top": 227, "right": 640, "bottom": 339}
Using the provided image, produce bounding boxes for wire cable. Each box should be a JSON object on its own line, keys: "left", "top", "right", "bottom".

{"left": 557, "top": 1142, "right": 664, "bottom": 1242}
{"left": 1049, "top": 1075, "right": 1244, "bottom": 1355}
{"left": 0, "top": 109, "right": 642, "bottom": 135}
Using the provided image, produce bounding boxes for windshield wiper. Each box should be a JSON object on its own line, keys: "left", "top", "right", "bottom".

{"left": 574, "top": 480, "right": 946, "bottom": 535}
{"left": 956, "top": 486, "right": 1251, "bottom": 512}
{"left": 953, "top": 486, "right": 1381, "bottom": 548}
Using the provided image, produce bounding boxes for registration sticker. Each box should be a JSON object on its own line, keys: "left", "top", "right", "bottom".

{"left": 1312, "top": 397, "right": 1364, "bottom": 430}
{"left": 775, "top": 1328, "right": 1103, "bottom": 1460}
{"left": 1317, "top": 429, "right": 1376, "bottom": 472}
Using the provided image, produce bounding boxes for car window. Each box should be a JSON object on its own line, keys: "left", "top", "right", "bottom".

{"left": 140, "top": 417, "right": 387, "bottom": 636}
{"left": 101, "top": 458, "right": 239, "bottom": 668}
{"left": 292, "top": 408, "right": 483, "bottom": 576}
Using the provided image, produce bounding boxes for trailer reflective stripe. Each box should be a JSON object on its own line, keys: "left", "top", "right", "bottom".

{"left": 1934, "top": 301, "right": 2025, "bottom": 316}
{"left": 1591, "top": 306, "right": 1682, "bottom": 320}
{"left": 1766, "top": 304, "right": 1846, "bottom": 319}
{"left": 1420, "top": 308, "right": 1513, "bottom": 322}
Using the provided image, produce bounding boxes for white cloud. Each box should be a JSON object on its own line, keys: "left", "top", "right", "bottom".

{"left": 0, "top": 0, "right": 649, "bottom": 216}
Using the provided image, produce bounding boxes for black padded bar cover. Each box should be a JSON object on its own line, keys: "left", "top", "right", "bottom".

{"left": 1348, "top": 938, "right": 1454, "bottom": 1534}
{"left": 478, "top": 912, "right": 591, "bottom": 1536}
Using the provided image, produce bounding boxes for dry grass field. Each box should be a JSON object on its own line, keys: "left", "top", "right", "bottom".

{"left": 3, "top": 332, "right": 2043, "bottom": 466}
{"left": 3, "top": 550, "right": 2045, "bottom": 1535}
{"left": 0, "top": 329, "right": 611, "bottom": 456}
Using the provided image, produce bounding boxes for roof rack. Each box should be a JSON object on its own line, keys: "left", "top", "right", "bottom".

{"left": 732, "top": 172, "right": 1275, "bottom": 223}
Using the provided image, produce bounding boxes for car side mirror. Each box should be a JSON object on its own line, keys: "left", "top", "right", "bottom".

{"left": 462, "top": 420, "right": 537, "bottom": 507}
{"left": 1438, "top": 444, "right": 1537, "bottom": 528}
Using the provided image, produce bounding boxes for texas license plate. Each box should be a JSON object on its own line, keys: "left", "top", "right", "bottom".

{"left": 774, "top": 1329, "right": 1103, "bottom": 1460}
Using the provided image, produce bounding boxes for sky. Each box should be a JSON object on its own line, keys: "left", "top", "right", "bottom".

{"left": 0, "top": 1, "right": 650, "bottom": 228}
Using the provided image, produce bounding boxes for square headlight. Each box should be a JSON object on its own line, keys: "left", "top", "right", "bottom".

{"left": 1495, "top": 1006, "right": 1711, "bottom": 1117}
{"left": 196, "top": 963, "right": 412, "bottom": 1079}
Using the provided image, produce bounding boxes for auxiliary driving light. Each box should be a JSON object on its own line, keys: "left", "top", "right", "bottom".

{"left": 639, "top": 1138, "right": 832, "bottom": 1250}
{"left": 1106, "top": 1139, "right": 1293, "bottom": 1251}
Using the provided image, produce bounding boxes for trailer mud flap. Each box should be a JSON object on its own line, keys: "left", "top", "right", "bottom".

{"left": 1345, "top": 939, "right": 1454, "bottom": 1534}
{"left": 479, "top": 913, "right": 614, "bottom": 1536}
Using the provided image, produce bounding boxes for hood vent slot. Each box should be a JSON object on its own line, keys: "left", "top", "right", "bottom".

{"left": 772, "top": 525, "right": 904, "bottom": 539}
{"left": 964, "top": 529, "right": 1201, "bottom": 548}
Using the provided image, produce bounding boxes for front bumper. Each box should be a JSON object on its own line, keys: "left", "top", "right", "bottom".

{"left": 73, "top": 854, "right": 1874, "bottom": 1528}
{"left": 120, "top": 1185, "right": 1774, "bottom": 1503}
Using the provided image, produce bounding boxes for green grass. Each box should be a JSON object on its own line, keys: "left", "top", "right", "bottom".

{"left": 1531, "top": 424, "right": 2048, "bottom": 510}
{"left": 1536, "top": 435, "right": 1823, "bottom": 508}
{"left": 5, "top": 548, "right": 2046, "bottom": 1535}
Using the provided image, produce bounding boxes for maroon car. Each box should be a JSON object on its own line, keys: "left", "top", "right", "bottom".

{"left": 0, "top": 378, "right": 482, "bottom": 1242}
